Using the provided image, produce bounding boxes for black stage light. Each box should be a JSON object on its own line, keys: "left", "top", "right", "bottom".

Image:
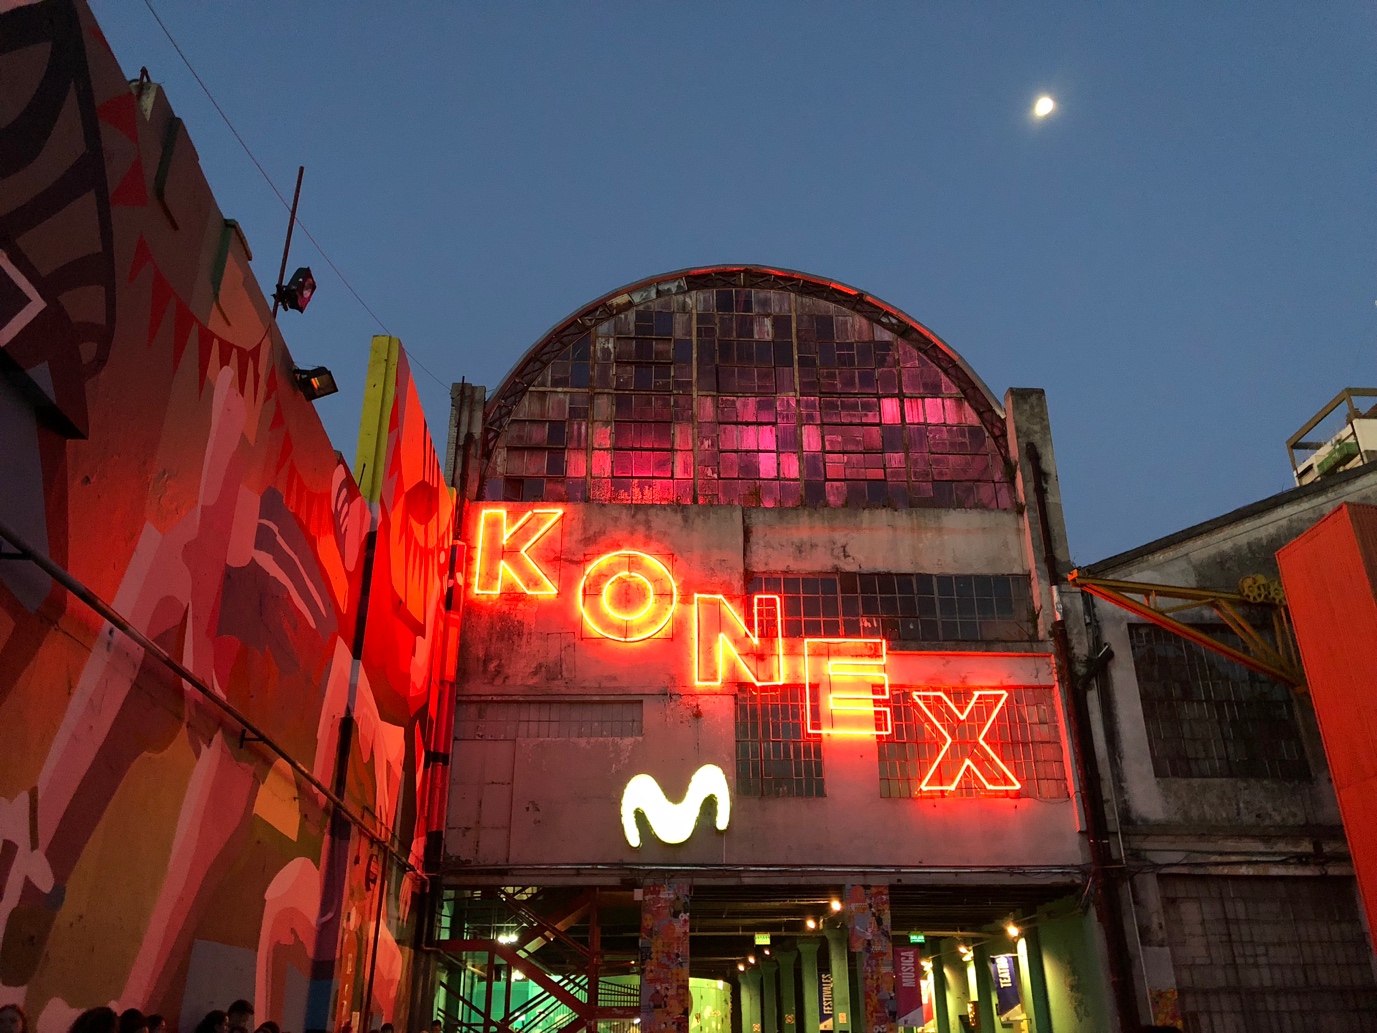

{"left": 293, "top": 365, "right": 338, "bottom": 401}
{"left": 275, "top": 266, "right": 316, "bottom": 313}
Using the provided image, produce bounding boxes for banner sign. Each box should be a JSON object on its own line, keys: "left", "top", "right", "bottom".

{"left": 988, "top": 954, "right": 1024, "bottom": 1022}
{"left": 819, "top": 971, "right": 835, "bottom": 1031}
{"left": 893, "top": 946, "right": 925, "bottom": 1026}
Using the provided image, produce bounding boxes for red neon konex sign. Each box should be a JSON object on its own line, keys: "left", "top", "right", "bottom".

{"left": 469, "top": 506, "right": 1028, "bottom": 793}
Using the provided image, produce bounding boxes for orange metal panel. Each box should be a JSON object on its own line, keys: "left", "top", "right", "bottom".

{"left": 1277, "top": 502, "right": 1377, "bottom": 947}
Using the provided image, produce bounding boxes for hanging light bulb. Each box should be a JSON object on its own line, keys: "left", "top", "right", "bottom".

{"left": 805, "top": 918, "right": 817, "bottom": 930}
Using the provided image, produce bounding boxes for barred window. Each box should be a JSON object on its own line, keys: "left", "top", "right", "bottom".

{"left": 456, "top": 700, "right": 643, "bottom": 740}
{"left": 878, "top": 688, "right": 1069, "bottom": 800}
{"left": 736, "top": 686, "right": 825, "bottom": 797}
{"left": 746, "top": 572, "right": 1035, "bottom": 645}
{"left": 1160, "top": 875, "right": 1377, "bottom": 1028}
{"left": 1128, "top": 623, "right": 1309, "bottom": 780}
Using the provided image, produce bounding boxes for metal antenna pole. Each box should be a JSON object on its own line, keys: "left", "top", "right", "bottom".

{"left": 272, "top": 165, "right": 305, "bottom": 317}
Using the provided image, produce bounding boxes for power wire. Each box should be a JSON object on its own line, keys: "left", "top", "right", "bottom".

{"left": 139, "top": 0, "right": 451, "bottom": 393}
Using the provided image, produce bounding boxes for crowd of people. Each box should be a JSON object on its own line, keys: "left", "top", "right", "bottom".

{"left": 0, "top": 998, "right": 427, "bottom": 1033}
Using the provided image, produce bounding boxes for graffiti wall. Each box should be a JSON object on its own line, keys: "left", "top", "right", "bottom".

{"left": 0, "top": 3, "right": 455, "bottom": 1031}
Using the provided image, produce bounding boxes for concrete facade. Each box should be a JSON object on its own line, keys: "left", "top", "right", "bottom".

{"left": 1079, "top": 463, "right": 1377, "bottom": 1027}
{"left": 441, "top": 301, "right": 1117, "bottom": 1033}
{"left": 447, "top": 499, "right": 1081, "bottom": 878}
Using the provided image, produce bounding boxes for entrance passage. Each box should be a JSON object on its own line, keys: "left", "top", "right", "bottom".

{"left": 424, "top": 881, "right": 1096, "bottom": 1033}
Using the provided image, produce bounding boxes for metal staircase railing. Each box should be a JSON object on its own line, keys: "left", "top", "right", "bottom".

{"left": 432, "top": 888, "right": 638, "bottom": 1033}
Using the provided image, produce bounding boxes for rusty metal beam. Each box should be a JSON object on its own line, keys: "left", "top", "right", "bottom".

{"left": 1067, "top": 571, "right": 1306, "bottom": 690}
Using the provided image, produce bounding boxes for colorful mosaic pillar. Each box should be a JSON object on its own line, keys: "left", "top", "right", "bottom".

{"left": 777, "top": 949, "right": 799, "bottom": 1033}
{"left": 798, "top": 941, "right": 822, "bottom": 1033}
{"left": 842, "top": 885, "right": 896, "bottom": 1033}
{"left": 640, "top": 880, "right": 693, "bottom": 1033}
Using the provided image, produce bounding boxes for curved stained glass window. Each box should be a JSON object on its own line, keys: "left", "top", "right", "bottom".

{"left": 483, "top": 268, "right": 1013, "bottom": 510}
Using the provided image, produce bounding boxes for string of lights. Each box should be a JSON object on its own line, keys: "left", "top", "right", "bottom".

{"left": 139, "top": 0, "right": 451, "bottom": 392}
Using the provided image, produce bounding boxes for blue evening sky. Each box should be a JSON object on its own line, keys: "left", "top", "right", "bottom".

{"left": 91, "top": 2, "right": 1376, "bottom": 564}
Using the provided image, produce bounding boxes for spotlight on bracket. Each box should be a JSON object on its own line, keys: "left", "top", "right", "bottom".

{"left": 275, "top": 266, "right": 316, "bottom": 313}
{"left": 293, "top": 365, "right": 338, "bottom": 401}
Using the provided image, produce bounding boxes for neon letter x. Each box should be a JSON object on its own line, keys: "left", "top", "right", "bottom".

{"left": 911, "top": 690, "right": 1021, "bottom": 791}
{"left": 473, "top": 508, "right": 562, "bottom": 595}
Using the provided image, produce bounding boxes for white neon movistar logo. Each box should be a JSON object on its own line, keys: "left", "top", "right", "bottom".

{"left": 620, "top": 764, "right": 731, "bottom": 847}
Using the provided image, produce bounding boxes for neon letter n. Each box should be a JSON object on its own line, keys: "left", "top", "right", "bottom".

{"left": 693, "top": 594, "right": 783, "bottom": 685}
{"left": 473, "top": 508, "right": 562, "bottom": 595}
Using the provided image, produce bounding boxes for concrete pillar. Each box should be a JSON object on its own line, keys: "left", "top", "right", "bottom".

{"left": 763, "top": 959, "right": 779, "bottom": 1033}
{"left": 928, "top": 941, "right": 950, "bottom": 1033}
{"left": 640, "top": 880, "right": 692, "bottom": 1033}
{"left": 741, "top": 970, "right": 763, "bottom": 1033}
{"left": 798, "top": 940, "right": 821, "bottom": 1033}
{"left": 1020, "top": 929, "right": 1053, "bottom": 1033}
{"left": 973, "top": 944, "right": 997, "bottom": 1033}
{"left": 940, "top": 948, "right": 969, "bottom": 1033}
{"left": 823, "top": 929, "right": 853, "bottom": 1033}
{"left": 851, "top": 949, "right": 865, "bottom": 1033}
{"left": 777, "top": 950, "right": 798, "bottom": 1033}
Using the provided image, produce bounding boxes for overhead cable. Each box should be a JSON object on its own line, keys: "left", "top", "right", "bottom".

{"left": 139, "top": 0, "right": 451, "bottom": 393}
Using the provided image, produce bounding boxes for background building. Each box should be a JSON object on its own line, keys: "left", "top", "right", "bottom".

{"left": 434, "top": 268, "right": 1119, "bottom": 1033}
{"left": 1075, "top": 450, "right": 1377, "bottom": 1028}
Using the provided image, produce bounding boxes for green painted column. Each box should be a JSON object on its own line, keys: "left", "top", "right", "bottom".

{"left": 928, "top": 940, "right": 950, "bottom": 1033}
{"left": 741, "top": 969, "right": 763, "bottom": 1033}
{"left": 824, "top": 929, "right": 853, "bottom": 1033}
{"left": 777, "top": 950, "right": 798, "bottom": 1033}
{"left": 798, "top": 940, "right": 821, "bottom": 1033}
{"left": 763, "top": 959, "right": 780, "bottom": 1033}
{"left": 973, "top": 944, "right": 997, "bottom": 1033}
{"left": 850, "top": 946, "right": 865, "bottom": 1033}
{"left": 1021, "top": 929, "right": 1053, "bottom": 1033}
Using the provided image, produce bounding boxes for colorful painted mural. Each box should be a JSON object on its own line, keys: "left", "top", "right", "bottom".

{"left": 0, "top": 3, "right": 455, "bottom": 1032}
{"left": 639, "top": 881, "right": 692, "bottom": 1033}
{"left": 842, "top": 887, "right": 895, "bottom": 1033}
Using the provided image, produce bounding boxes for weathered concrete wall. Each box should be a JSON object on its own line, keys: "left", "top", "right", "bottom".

{"left": 744, "top": 508, "right": 1025, "bottom": 576}
{"left": 1088, "top": 464, "right": 1377, "bottom": 587}
{"left": 448, "top": 501, "right": 1081, "bottom": 876}
{"left": 1074, "top": 465, "right": 1377, "bottom": 1024}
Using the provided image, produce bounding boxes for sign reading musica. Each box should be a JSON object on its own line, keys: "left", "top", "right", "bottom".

{"left": 470, "top": 506, "right": 1040, "bottom": 797}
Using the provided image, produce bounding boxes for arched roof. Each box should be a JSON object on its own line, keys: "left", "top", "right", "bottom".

{"left": 487, "top": 265, "right": 1004, "bottom": 453}
{"left": 481, "top": 264, "right": 1013, "bottom": 512}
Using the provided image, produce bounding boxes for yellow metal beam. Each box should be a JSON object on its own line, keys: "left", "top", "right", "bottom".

{"left": 1067, "top": 571, "right": 1306, "bottom": 690}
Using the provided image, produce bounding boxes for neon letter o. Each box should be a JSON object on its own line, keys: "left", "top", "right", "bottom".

{"left": 579, "top": 551, "right": 677, "bottom": 642}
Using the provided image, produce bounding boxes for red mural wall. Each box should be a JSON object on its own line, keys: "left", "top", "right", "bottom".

{"left": 0, "top": 3, "right": 455, "bottom": 1030}
{"left": 1277, "top": 503, "right": 1377, "bottom": 950}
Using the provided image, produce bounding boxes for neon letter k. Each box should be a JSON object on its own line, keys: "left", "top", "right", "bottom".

{"left": 473, "top": 508, "right": 562, "bottom": 595}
